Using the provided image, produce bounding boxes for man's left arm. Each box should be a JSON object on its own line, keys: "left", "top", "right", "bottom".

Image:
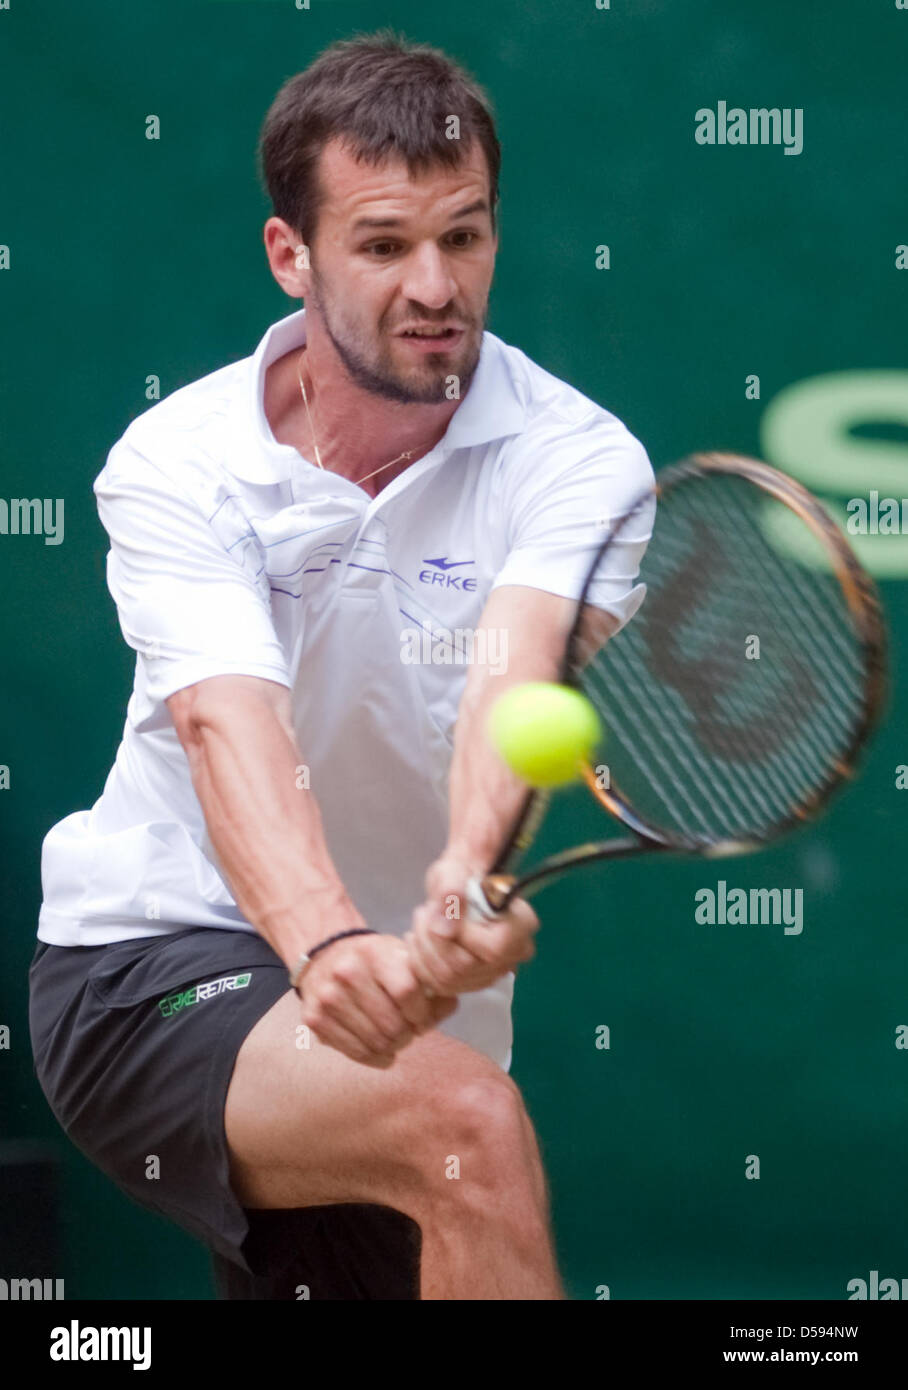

{"left": 406, "top": 425, "right": 654, "bottom": 996}
{"left": 405, "top": 582, "right": 611, "bottom": 996}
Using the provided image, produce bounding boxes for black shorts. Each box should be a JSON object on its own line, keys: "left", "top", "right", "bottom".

{"left": 27, "top": 926, "right": 421, "bottom": 1299}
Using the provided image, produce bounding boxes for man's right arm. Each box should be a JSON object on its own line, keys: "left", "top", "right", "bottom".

{"left": 166, "top": 673, "right": 456, "bottom": 1066}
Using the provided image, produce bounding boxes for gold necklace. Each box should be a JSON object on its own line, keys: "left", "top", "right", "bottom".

{"left": 296, "top": 348, "right": 415, "bottom": 487}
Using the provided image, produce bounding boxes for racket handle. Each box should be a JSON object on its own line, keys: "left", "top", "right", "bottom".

{"left": 466, "top": 875, "right": 512, "bottom": 921}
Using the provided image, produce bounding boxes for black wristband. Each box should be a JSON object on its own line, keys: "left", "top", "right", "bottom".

{"left": 288, "top": 928, "right": 378, "bottom": 995}
{"left": 309, "top": 927, "right": 377, "bottom": 960}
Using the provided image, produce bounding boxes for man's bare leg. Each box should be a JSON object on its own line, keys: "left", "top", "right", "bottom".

{"left": 225, "top": 991, "right": 565, "bottom": 1299}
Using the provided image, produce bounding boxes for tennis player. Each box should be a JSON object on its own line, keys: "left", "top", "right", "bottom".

{"left": 28, "top": 31, "right": 653, "bottom": 1300}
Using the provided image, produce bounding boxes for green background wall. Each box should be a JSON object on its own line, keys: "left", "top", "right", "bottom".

{"left": 1, "top": 0, "right": 905, "bottom": 1299}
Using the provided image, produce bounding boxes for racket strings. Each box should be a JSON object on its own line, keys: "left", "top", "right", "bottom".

{"left": 587, "top": 634, "right": 785, "bottom": 838}
{"left": 705, "top": 490, "right": 867, "bottom": 778}
{"left": 708, "top": 482, "right": 867, "bottom": 725}
{"left": 582, "top": 658, "right": 720, "bottom": 838}
{"left": 572, "top": 472, "right": 876, "bottom": 844}
{"left": 622, "top": 533, "right": 852, "bottom": 808}
{"left": 584, "top": 639, "right": 769, "bottom": 838}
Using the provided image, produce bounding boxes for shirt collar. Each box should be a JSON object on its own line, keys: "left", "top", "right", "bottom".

{"left": 227, "top": 306, "right": 527, "bottom": 484}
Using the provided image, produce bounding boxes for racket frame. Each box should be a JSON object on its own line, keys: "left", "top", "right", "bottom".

{"left": 468, "top": 452, "right": 887, "bottom": 918}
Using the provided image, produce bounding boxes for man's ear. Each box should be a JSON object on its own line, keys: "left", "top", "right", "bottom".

{"left": 264, "top": 218, "right": 312, "bottom": 299}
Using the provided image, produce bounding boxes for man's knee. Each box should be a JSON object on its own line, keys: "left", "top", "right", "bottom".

{"left": 413, "top": 1071, "right": 532, "bottom": 1193}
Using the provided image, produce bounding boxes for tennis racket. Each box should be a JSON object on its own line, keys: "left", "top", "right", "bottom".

{"left": 465, "top": 452, "right": 887, "bottom": 922}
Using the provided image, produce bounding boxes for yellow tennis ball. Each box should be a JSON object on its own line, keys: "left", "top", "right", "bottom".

{"left": 486, "top": 682, "right": 603, "bottom": 788}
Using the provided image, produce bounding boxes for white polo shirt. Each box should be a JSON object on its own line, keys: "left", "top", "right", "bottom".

{"left": 37, "top": 307, "right": 654, "bottom": 1070}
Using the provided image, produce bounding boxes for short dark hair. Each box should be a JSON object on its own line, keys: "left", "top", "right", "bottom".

{"left": 258, "top": 29, "right": 501, "bottom": 248}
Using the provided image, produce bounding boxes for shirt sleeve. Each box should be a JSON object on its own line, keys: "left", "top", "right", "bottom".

{"left": 94, "top": 438, "right": 291, "bottom": 704}
{"left": 489, "top": 417, "right": 657, "bottom": 633}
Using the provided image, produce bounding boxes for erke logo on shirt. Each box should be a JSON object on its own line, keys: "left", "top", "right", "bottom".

{"left": 419, "top": 556, "right": 477, "bottom": 590}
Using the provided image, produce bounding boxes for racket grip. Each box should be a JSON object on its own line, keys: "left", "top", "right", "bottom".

{"left": 466, "top": 876, "right": 510, "bottom": 922}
